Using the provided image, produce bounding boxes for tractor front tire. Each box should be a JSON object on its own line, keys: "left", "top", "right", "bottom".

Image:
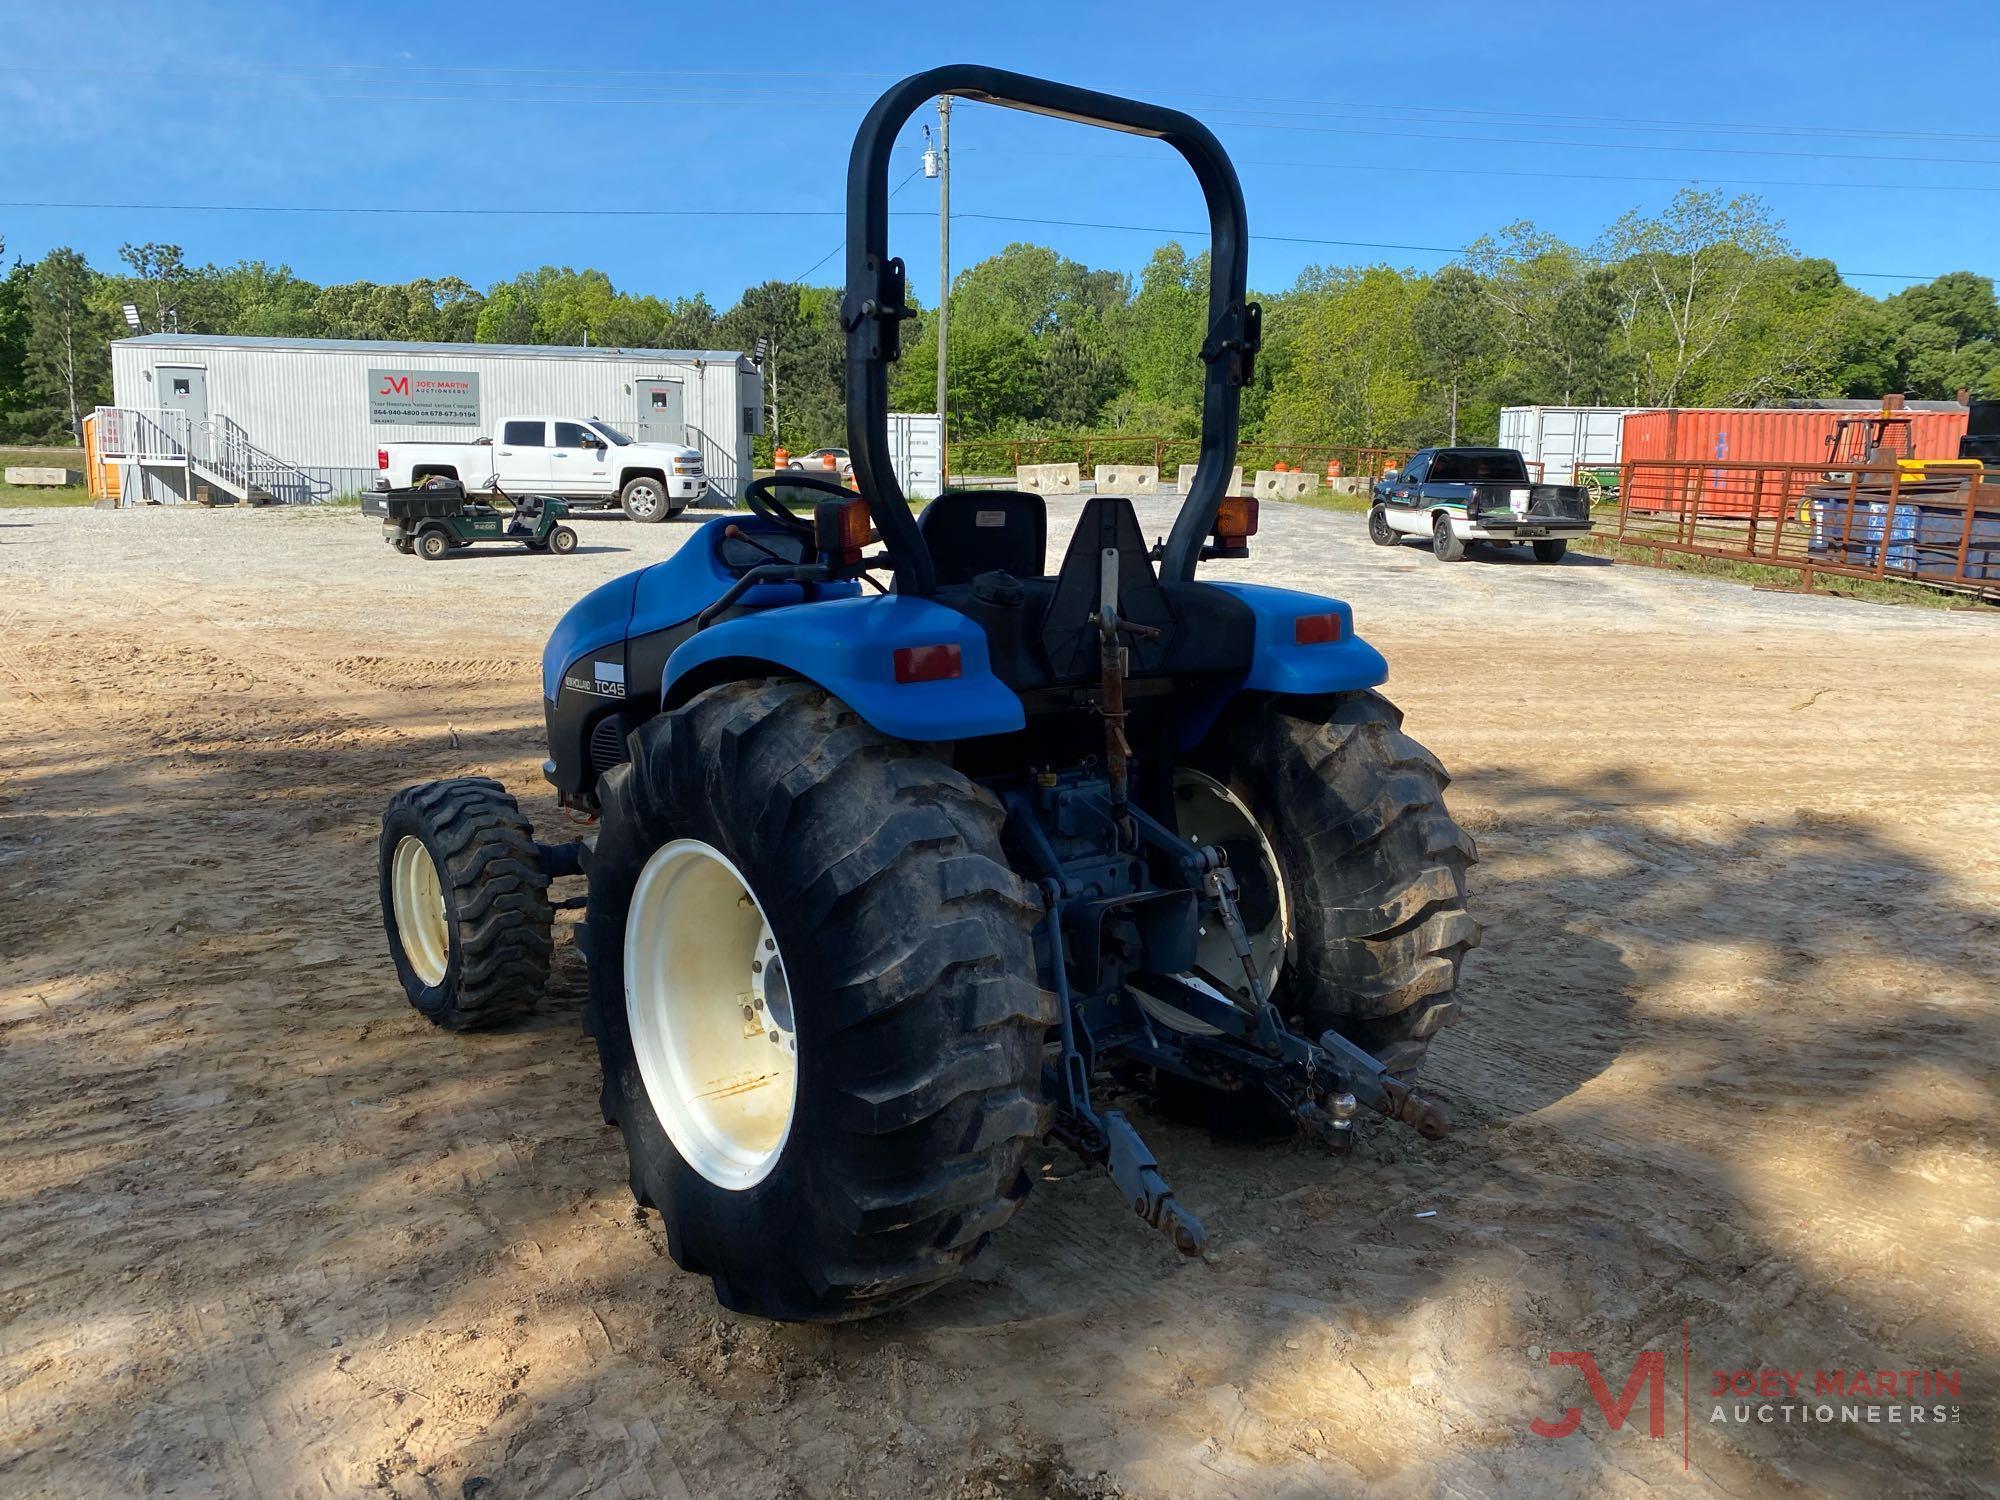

{"left": 587, "top": 680, "right": 1051, "bottom": 1321}
{"left": 1194, "top": 691, "right": 1479, "bottom": 1077}
{"left": 379, "top": 777, "right": 553, "bottom": 1030}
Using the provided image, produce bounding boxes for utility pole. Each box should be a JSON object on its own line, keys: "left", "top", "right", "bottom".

{"left": 935, "top": 96, "right": 951, "bottom": 485}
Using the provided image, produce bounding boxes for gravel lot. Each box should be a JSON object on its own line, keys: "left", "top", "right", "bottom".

{"left": 2, "top": 499, "right": 1996, "bottom": 1498}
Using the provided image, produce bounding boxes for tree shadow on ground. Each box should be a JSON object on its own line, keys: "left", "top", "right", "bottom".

{"left": 3, "top": 675, "right": 1995, "bottom": 1498}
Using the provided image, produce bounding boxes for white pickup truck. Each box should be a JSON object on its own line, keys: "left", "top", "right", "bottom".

{"left": 375, "top": 416, "right": 706, "bottom": 523}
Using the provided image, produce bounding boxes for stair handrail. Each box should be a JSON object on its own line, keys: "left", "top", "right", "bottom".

{"left": 92, "top": 405, "right": 192, "bottom": 461}
{"left": 204, "top": 414, "right": 334, "bottom": 501}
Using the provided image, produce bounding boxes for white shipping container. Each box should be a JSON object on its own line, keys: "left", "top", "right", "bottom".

{"left": 887, "top": 412, "right": 943, "bottom": 499}
{"left": 1496, "top": 405, "right": 1635, "bottom": 484}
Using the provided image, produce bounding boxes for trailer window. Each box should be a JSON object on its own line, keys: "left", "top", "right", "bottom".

{"left": 501, "top": 420, "right": 546, "bottom": 447}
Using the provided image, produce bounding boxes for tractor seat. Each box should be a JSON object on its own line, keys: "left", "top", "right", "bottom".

{"left": 918, "top": 491, "right": 1047, "bottom": 586}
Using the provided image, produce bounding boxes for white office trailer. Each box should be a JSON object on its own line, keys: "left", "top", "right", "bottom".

{"left": 1495, "top": 405, "right": 1637, "bottom": 484}
{"left": 104, "top": 334, "right": 763, "bottom": 505}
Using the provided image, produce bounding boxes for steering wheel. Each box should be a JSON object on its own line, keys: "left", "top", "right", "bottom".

{"left": 743, "top": 471, "right": 851, "bottom": 542}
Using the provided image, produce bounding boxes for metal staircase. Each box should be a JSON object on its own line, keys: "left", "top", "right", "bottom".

{"left": 91, "top": 406, "right": 332, "bottom": 505}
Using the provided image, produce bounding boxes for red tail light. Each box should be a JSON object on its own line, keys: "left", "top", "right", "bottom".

{"left": 893, "top": 644, "right": 962, "bottom": 683}
{"left": 1293, "top": 612, "right": 1342, "bottom": 645}
{"left": 376, "top": 448, "right": 388, "bottom": 470}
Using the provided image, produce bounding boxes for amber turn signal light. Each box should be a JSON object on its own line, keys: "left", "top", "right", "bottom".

{"left": 1215, "top": 495, "right": 1259, "bottom": 540}
{"left": 813, "top": 498, "right": 877, "bottom": 564}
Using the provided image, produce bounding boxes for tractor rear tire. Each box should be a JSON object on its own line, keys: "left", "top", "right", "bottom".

{"left": 379, "top": 777, "right": 553, "bottom": 1030}
{"left": 586, "top": 680, "right": 1052, "bottom": 1321}
{"left": 1193, "top": 690, "right": 1479, "bottom": 1077}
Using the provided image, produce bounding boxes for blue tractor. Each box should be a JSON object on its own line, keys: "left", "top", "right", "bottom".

{"left": 377, "top": 67, "right": 1478, "bottom": 1322}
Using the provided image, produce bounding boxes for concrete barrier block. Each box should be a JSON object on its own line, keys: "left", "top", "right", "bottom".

{"left": 1014, "top": 463, "right": 1079, "bottom": 494}
{"left": 1253, "top": 470, "right": 1319, "bottom": 501}
{"left": 1328, "top": 476, "right": 1372, "bottom": 496}
{"left": 1094, "top": 464, "right": 1159, "bottom": 496}
{"left": 1175, "top": 463, "right": 1245, "bottom": 494}
{"left": 5, "top": 466, "right": 80, "bottom": 487}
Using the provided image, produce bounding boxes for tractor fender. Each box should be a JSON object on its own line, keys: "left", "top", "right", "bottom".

{"left": 662, "top": 594, "right": 1026, "bottom": 743}
{"left": 1174, "top": 582, "right": 1389, "bottom": 748}
{"left": 542, "top": 570, "right": 640, "bottom": 702}
{"left": 1205, "top": 583, "right": 1388, "bottom": 695}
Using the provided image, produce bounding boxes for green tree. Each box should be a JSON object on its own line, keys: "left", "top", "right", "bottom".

{"left": 203, "top": 261, "right": 322, "bottom": 337}
{"left": 1410, "top": 265, "right": 1494, "bottom": 443}
{"left": 1263, "top": 266, "right": 1428, "bottom": 446}
{"left": 117, "top": 242, "right": 191, "bottom": 332}
{"left": 25, "top": 247, "right": 113, "bottom": 440}
{"left": 1883, "top": 271, "right": 2000, "bottom": 398}
{"left": 0, "top": 240, "right": 33, "bottom": 434}
{"left": 718, "top": 281, "right": 846, "bottom": 450}
{"left": 315, "top": 277, "right": 484, "bottom": 341}
{"left": 1038, "top": 324, "right": 1123, "bottom": 429}
{"left": 1599, "top": 189, "right": 1790, "bottom": 405}
{"left": 1121, "top": 243, "right": 1209, "bottom": 420}
{"left": 1466, "top": 225, "right": 1626, "bottom": 405}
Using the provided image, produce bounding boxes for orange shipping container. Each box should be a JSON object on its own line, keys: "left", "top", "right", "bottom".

{"left": 1621, "top": 407, "right": 1968, "bottom": 467}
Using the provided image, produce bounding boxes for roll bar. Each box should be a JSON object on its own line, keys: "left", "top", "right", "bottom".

{"left": 843, "top": 65, "right": 1259, "bottom": 596}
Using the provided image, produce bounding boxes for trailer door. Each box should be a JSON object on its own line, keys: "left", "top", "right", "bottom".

{"left": 634, "top": 379, "right": 686, "bottom": 446}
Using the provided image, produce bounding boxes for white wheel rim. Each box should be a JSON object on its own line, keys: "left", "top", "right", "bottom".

{"left": 390, "top": 835, "right": 450, "bottom": 986}
{"left": 1173, "top": 769, "right": 1288, "bottom": 999}
{"left": 624, "top": 839, "right": 798, "bottom": 1190}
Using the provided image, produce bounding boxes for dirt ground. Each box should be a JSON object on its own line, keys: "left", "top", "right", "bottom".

{"left": 2, "top": 500, "right": 1996, "bottom": 1500}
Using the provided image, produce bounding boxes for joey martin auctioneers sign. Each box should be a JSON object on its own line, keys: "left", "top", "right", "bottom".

{"left": 368, "top": 368, "right": 481, "bottom": 425}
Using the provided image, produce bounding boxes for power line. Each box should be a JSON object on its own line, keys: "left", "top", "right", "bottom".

{"left": 961, "top": 143, "right": 2000, "bottom": 198}
{"left": 14, "top": 62, "right": 2000, "bottom": 170}
{"left": 6, "top": 197, "right": 1948, "bottom": 281}
{"left": 789, "top": 166, "right": 925, "bottom": 283}
{"left": 948, "top": 211, "right": 1942, "bottom": 282}
{"left": 15, "top": 61, "right": 2000, "bottom": 148}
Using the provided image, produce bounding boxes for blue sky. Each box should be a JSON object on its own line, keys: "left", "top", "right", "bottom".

{"left": 6, "top": 0, "right": 1999, "bottom": 307}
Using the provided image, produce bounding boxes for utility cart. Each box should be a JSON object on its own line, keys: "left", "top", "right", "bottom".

{"left": 362, "top": 479, "right": 578, "bottom": 560}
